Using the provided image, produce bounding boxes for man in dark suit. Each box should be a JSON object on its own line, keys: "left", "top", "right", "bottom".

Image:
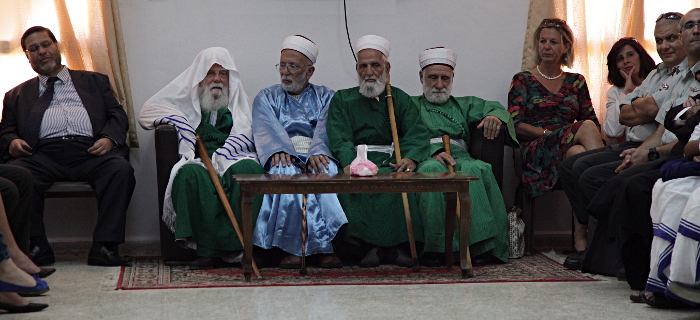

{"left": 0, "top": 26, "right": 135, "bottom": 267}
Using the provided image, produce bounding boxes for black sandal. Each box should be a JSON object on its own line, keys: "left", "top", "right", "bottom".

{"left": 629, "top": 291, "right": 644, "bottom": 303}
{"left": 641, "top": 291, "right": 692, "bottom": 309}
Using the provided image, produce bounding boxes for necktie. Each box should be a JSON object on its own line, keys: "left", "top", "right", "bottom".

{"left": 25, "top": 76, "right": 58, "bottom": 148}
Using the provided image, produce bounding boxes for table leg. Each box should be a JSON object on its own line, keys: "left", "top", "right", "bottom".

{"left": 445, "top": 192, "right": 457, "bottom": 268}
{"left": 239, "top": 191, "right": 254, "bottom": 282}
{"left": 459, "top": 184, "right": 474, "bottom": 278}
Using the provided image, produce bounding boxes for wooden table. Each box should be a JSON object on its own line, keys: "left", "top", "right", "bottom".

{"left": 234, "top": 171, "right": 478, "bottom": 281}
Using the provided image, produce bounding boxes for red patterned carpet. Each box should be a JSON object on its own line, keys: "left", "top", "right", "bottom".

{"left": 116, "top": 253, "right": 595, "bottom": 290}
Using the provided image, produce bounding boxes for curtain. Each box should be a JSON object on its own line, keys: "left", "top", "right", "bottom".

{"left": 521, "top": 0, "right": 645, "bottom": 123}
{"left": 54, "top": 0, "right": 138, "bottom": 147}
{"left": 0, "top": 0, "right": 138, "bottom": 147}
{"left": 520, "top": 0, "right": 567, "bottom": 73}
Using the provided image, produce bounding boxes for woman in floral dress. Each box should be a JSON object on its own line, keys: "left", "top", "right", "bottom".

{"left": 508, "top": 18, "right": 604, "bottom": 245}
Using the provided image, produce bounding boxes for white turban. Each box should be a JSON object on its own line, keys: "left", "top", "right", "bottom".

{"left": 419, "top": 47, "right": 457, "bottom": 69}
{"left": 139, "top": 47, "right": 257, "bottom": 233}
{"left": 356, "top": 35, "right": 391, "bottom": 57}
{"left": 282, "top": 35, "right": 318, "bottom": 64}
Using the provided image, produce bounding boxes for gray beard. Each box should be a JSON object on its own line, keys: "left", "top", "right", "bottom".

{"left": 358, "top": 73, "right": 387, "bottom": 98}
{"left": 281, "top": 70, "right": 308, "bottom": 94}
{"left": 199, "top": 83, "right": 229, "bottom": 113}
{"left": 423, "top": 82, "right": 451, "bottom": 105}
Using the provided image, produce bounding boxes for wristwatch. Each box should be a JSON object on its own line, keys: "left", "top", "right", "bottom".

{"left": 648, "top": 148, "right": 660, "bottom": 161}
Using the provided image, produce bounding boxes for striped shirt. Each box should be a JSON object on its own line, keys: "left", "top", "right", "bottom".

{"left": 37, "top": 67, "right": 93, "bottom": 139}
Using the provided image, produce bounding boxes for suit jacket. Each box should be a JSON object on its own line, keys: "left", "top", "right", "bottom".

{"left": 0, "top": 69, "right": 129, "bottom": 159}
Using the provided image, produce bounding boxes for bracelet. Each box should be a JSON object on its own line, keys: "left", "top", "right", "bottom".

{"left": 543, "top": 129, "right": 547, "bottom": 136}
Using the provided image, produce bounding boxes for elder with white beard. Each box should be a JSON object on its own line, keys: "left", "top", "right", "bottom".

{"left": 139, "top": 47, "right": 262, "bottom": 270}
{"left": 327, "top": 35, "right": 430, "bottom": 268}
{"left": 412, "top": 47, "right": 518, "bottom": 266}
{"left": 251, "top": 36, "right": 347, "bottom": 269}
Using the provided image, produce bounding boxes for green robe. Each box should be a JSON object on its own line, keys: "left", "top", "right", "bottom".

{"left": 172, "top": 109, "right": 263, "bottom": 257}
{"left": 413, "top": 95, "right": 517, "bottom": 263}
{"left": 327, "top": 86, "right": 430, "bottom": 247}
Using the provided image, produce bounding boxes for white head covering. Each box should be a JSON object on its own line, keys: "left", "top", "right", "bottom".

{"left": 139, "top": 47, "right": 251, "bottom": 130}
{"left": 356, "top": 35, "right": 391, "bottom": 57}
{"left": 419, "top": 47, "right": 457, "bottom": 69}
{"left": 139, "top": 47, "right": 257, "bottom": 233}
{"left": 282, "top": 35, "right": 318, "bottom": 64}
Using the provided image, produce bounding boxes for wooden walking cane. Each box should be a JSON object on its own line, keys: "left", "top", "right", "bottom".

{"left": 385, "top": 75, "right": 420, "bottom": 271}
{"left": 195, "top": 135, "right": 261, "bottom": 278}
{"left": 301, "top": 193, "right": 308, "bottom": 275}
{"left": 293, "top": 163, "right": 309, "bottom": 276}
{"left": 442, "top": 135, "right": 472, "bottom": 268}
{"left": 441, "top": 135, "right": 460, "bottom": 219}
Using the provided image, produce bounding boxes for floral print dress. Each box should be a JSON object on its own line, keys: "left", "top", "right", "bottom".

{"left": 508, "top": 71, "right": 600, "bottom": 198}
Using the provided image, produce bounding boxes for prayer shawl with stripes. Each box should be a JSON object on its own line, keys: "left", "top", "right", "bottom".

{"left": 138, "top": 47, "right": 257, "bottom": 231}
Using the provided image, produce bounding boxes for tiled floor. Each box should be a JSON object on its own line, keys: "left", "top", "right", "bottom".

{"left": 3, "top": 243, "right": 699, "bottom": 319}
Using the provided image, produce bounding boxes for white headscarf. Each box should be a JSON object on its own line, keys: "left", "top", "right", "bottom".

{"left": 139, "top": 47, "right": 257, "bottom": 232}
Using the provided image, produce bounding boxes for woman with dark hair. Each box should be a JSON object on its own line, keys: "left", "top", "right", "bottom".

{"left": 508, "top": 18, "right": 603, "bottom": 197}
{"left": 603, "top": 37, "right": 656, "bottom": 144}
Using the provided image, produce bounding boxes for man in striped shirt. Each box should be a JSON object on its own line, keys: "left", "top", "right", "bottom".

{"left": 0, "top": 26, "right": 134, "bottom": 267}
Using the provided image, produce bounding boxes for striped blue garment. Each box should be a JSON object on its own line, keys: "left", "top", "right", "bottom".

{"left": 153, "top": 115, "right": 197, "bottom": 155}
{"left": 216, "top": 133, "right": 256, "bottom": 161}
{"left": 38, "top": 68, "right": 93, "bottom": 139}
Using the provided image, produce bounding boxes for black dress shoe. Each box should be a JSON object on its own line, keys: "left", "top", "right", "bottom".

{"left": 35, "top": 267, "right": 56, "bottom": 279}
{"left": 471, "top": 253, "right": 503, "bottom": 267}
{"left": 420, "top": 252, "right": 444, "bottom": 267}
{"left": 189, "top": 257, "right": 216, "bottom": 270}
{"left": 87, "top": 245, "right": 132, "bottom": 267}
{"left": 563, "top": 250, "right": 585, "bottom": 270}
{"left": 0, "top": 302, "right": 48, "bottom": 313}
{"left": 28, "top": 244, "right": 55, "bottom": 267}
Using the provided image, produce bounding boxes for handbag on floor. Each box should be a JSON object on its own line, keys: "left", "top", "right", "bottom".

{"left": 508, "top": 206, "right": 525, "bottom": 259}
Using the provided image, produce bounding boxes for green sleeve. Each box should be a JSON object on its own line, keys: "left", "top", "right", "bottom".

{"left": 456, "top": 96, "right": 519, "bottom": 148}
{"left": 327, "top": 91, "right": 356, "bottom": 168}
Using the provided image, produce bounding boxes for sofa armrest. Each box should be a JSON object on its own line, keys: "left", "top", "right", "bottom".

{"left": 155, "top": 124, "right": 180, "bottom": 207}
{"left": 469, "top": 125, "right": 505, "bottom": 192}
{"left": 154, "top": 124, "right": 196, "bottom": 264}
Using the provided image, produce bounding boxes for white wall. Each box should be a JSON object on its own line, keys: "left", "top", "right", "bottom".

{"left": 48, "top": 0, "right": 531, "bottom": 242}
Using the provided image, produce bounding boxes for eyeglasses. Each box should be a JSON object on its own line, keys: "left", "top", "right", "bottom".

{"left": 25, "top": 40, "right": 55, "bottom": 53}
{"left": 275, "top": 63, "right": 309, "bottom": 72}
{"left": 657, "top": 12, "right": 683, "bottom": 22}
{"left": 540, "top": 18, "right": 567, "bottom": 29}
{"left": 683, "top": 21, "right": 700, "bottom": 30}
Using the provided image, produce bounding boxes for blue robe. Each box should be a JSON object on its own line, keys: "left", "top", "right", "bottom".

{"left": 252, "top": 83, "right": 347, "bottom": 256}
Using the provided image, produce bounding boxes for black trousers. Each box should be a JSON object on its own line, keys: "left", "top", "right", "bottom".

{"left": 558, "top": 141, "right": 641, "bottom": 225}
{"left": 9, "top": 137, "right": 135, "bottom": 244}
{"left": 587, "top": 158, "right": 668, "bottom": 290}
{"left": 0, "top": 165, "right": 35, "bottom": 253}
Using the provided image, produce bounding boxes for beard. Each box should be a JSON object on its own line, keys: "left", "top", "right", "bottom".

{"left": 32, "top": 53, "right": 61, "bottom": 76}
{"left": 281, "top": 69, "right": 309, "bottom": 94}
{"left": 358, "top": 72, "right": 387, "bottom": 98}
{"left": 199, "top": 82, "right": 229, "bottom": 113}
{"left": 423, "top": 82, "right": 452, "bottom": 105}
